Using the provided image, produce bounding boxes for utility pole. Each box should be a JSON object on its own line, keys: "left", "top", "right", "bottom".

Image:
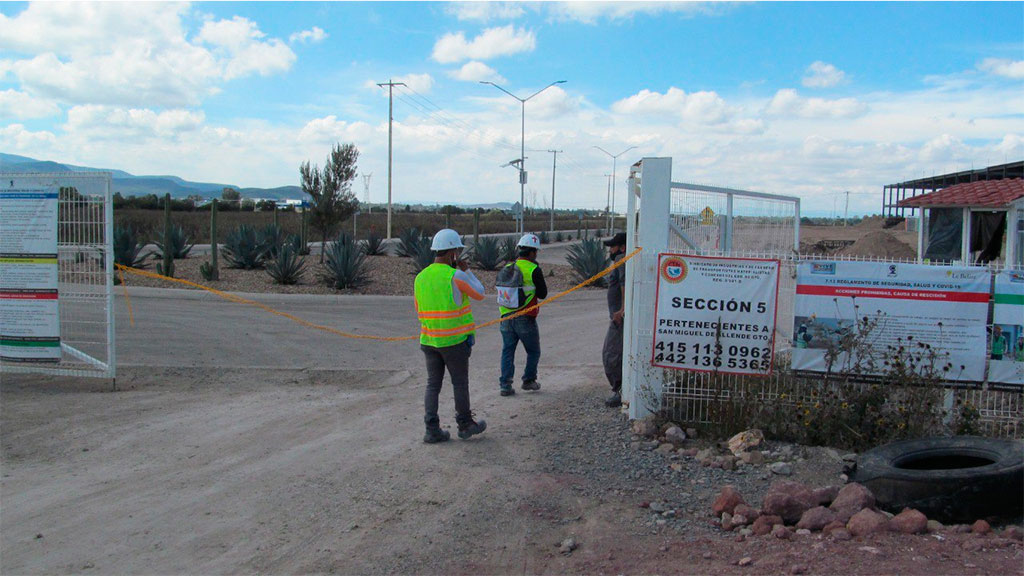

{"left": 547, "top": 149, "right": 561, "bottom": 232}
{"left": 594, "top": 145, "right": 637, "bottom": 236}
{"left": 605, "top": 174, "right": 613, "bottom": 236}
{"left": 362, "top": 173, "right": 372, "bottom": 214}
{"left": 844, "top": 190, "right": 850, "bottom": 227}
{"left": 376, "top": 79, "right": 406, "bottom": 239}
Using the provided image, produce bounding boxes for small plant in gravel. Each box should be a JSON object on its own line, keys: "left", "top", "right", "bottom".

{"left": 259, "top": 223, "right": 286, "bottom": 259}
{"left": 363, "top": 232, "right": 387, "bottom": 256}
{"left": 538, "top": 230, "right": 550, "bottom": 244}
{"left": 555, "top": 231, "right": 563, "bottom": 242}
{"left": 468, "top": 236, "right": 501, "bottom": 270}
{"left": 566, "top": 238, "right": 608, "bottom": 287}
{"left": 322, "top": 232, "right": 369, "bottom": 289}
{"left": 152, "top": 224, "right": 194, "bottom": 259}
{"left": 499, "top": 235, "right": 518, "bottom": 263}
{"left": 285, "top": 233, "right": 310, "bottom": 256}
{"left": 113, "top": 225, "right": 149, "bottom": 268}
{"left": 200, "top": 261, "right": 215, "bottom": 281}
{"left": 411, "top": 240, "right": 435, "bottom": 273}
{"left": 396, "top": 227, "right": 427, "bottom": 258}
{"left": 266, "top": 244, "right": 306, "bottom": 285}
{"left": 223, "top": 224, "right": 269, "bottom": 269}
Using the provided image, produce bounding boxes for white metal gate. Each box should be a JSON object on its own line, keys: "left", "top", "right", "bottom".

{"left": 1, "top": 172, "right": 115, "bottom": 379}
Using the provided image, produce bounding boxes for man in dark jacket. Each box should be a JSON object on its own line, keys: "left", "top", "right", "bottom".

{"left": 602, "top": 232, "right": 627, "bottom": 407}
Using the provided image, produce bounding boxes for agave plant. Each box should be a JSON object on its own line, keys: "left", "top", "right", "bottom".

{"left": 152, "top": 224, "right": 194, "bottom": 259}
{"left": 259, "top": 223, "right": 286, "bottom": 259}
{"left": 113, "top": 225, "right": 149, "bottom": 268}
{"left": 499, "top": 235, "right": 518, "bottom": 264}
{"left": 555, "top": 231, "right": 564, "bottom": 243}
{"left": 363, "top": 232, "right": 388, "bottom": 256}
{"left": 468, "top": 236, "right": 501, "bottom": 270}
{"left": 322, "top": 232, "right": 369, "bottom": 289}
{"left": 266, "top": 244, "right": 306, "bottom": 285}
{"left": 222, "top": 224, "right": 268, "bottom": 269}
{"left": 411, "top": 240, "right": 435, "bottom": 273}
{"left": 396, "top": 227, "right": 426, "bottom": 258}
{"left": 566, "top": 238, "right": 608, "bottom": 287}
{"left": 285, "top": 233, "right": 310, "bottom": 256}
{"left": 538, "top": 230, "right": 550, "bottom": 245}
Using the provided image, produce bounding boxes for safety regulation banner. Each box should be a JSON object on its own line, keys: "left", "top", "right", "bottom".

{"left": 989, "top": 269, "right": 1024, "bottom": 387}
{"left": 652, "top": 254, "right": 780, "bottom": 375}
{"left": 791, "top": 261, "right": 989, "bottom": 381}
{"left": 0, "top": 188, "right": 61, "bottom": 362}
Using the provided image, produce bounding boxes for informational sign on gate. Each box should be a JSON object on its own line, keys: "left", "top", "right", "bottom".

{"left": 791, "top": 261, "right": 989, "bottom": 382}
{"left": 0, "top": 188, "right": 61, "bottom": 362}
{"left": 989, "top": 269, "right": 1024, "bottom": 387}
{"left": 652, "top": 254, "right": 780, "bottom": 375}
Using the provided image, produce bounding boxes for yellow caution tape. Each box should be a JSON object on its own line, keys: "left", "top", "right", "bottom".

{"left": 114, "top": 246, "right": 642, "bottom": 342}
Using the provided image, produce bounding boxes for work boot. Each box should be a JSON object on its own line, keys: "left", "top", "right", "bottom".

{"left": 500, "top": 385, "right": 516, "bottom": 397}
{"left": 604, "top": 392, "right": 622, "bottom": 408}
{"left": 521, "top": 380, "right": 541, "bottom": 391}
{"left": 423, "top": 427, "right": 451, "bottom": 444}
{"left": 458, "top": 418, "right": 487, "bottom": 440}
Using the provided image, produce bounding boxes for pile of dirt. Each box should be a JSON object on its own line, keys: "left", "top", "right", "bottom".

{"left": 836, "top": 231, "right": 916, "bottom": 259}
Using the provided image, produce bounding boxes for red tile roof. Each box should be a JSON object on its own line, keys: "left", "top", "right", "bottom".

{"left": 898, "top": 178, "right": 1024, "bottom": 208}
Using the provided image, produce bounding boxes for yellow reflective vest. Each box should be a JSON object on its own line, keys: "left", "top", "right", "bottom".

{"left": 414, "top": 263, "right": 476, "bottom": 348}
{"left": 498, "top": 259, "right": 538, "bottom": 316}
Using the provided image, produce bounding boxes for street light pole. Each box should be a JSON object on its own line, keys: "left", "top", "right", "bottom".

{"left": 482, "top": 80, "right": 567, "bottom": 234}
{"left": 547, "top": 149, "right": 561, "bottom": 232}
{"left": 594, "top": 145, "right": 637, "bottom": 235}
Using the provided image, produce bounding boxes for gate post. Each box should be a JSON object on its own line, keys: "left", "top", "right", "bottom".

{"left": 624, "top": 157, "right": 672, "bottom": 420}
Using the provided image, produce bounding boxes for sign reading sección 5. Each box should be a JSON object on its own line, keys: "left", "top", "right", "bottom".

{"left": 652, "top": 254, "right": 781, "bottom": 376}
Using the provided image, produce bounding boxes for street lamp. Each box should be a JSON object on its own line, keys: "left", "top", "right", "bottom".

{"left": 593, "top": 145, "right": 637, "bottom": 235}
{"left": 481, "top": 80, "right": 567, "bottom": 234}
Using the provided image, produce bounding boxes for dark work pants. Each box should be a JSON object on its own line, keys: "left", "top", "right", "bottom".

{"left": 422, "top": 337, "right": 473, "bottom": 429}
{"left": 603, "top": 321, "right": 623, "bottom": 393}
{"left": 499, "top": 315, "right": 541, "bottom": 385}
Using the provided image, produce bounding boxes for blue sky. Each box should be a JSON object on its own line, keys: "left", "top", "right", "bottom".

{"left": 1, "top": 1, "right": 1022, "bottom": 215}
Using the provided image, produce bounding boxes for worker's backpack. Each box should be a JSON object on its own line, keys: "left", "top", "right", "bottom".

{"left": 496, "top": 263, "right": 526, "bottom": 309}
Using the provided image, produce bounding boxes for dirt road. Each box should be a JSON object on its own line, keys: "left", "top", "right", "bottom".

{"left": 3, "top": 289, "right": 1020, "bottom": 574}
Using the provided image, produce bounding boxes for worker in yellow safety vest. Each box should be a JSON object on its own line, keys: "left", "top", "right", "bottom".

{"left": 414, "top": 229, "right": 488, "bottom": 443}
{"left": 495, "top": 233, "right": 548, "bottom": 396}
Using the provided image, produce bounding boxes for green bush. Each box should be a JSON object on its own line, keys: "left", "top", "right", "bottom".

{"left": 266, "top": 244, "right": 306, "bottom": 285}
{"left": 200, "top": 261, "right": 215, "bottom": 281}
{"left": 223, "top": 225, "right": 268, "bottom": 269}
{"left": 113, "top": 225, "right": 149, "bottom": 268}
{"left": 322, "top": 232, "right": 369, "bottom": 288}
{"left": 538, "top": 230, "right": 550, "bottom": 245}
{"left": 411, "top": 240, "right": 435, "bottom": 273}
{"left": 499, "top": 235, "right": 518, "bottom": 264}
{"left": 153, "top": 224, "right": 194, "bottom": 259}
{"left": 259, "top": 223, "right": 285, "bottom": 259}
{"left": 285, "top": 233, "right": 310, "bottom": 256}
{"left": 396, "top": 227, "right": 426, "bottom": 258}
{"left": 469, "top": 236, "right": 501, "bottom": 270}
{"left": 555, "top": 231, "right": 563, "bottom": 242}
{"left": 566, "top": 238, "right": 608, "bottom": 287}
{"left": 363, "top": 232, "right": 387, "bottom": 256}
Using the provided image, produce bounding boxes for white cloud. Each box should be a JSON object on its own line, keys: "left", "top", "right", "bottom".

{"left": 547, "top": 1, "right": 719, "bottom": 24}
{"left": 446, "top": 2, "right": 526, "bottom": 22}
{"left": 0, "top": 123, "right": 57, "bottom": 149}
{"left": 0, "top": 3, "right": 294, "bottom": 108}
{"left": 289, "top": 26, "right": 328, "bottom": 44}
{"left": 978, "top": 58, "right": 1024, "bottom": 80}
{"left": 612, "top": 87, "right": 734, "bottom": 125}
{"left": 448, "top": 61, "right": 506, "bottom": 83}
{"left": 0, "top": 89, "right": 60, "bottom": 120}
{"left": 802, "top": 61, "right": 845, "bottom": 88}
{"left": 395, "top": 73, "right": 435, "bottom": 94}
{"left": 765, "top": 89, "right": 867, "bottom": 119}
{"left": 431, "top": 25, "right": 535, "bottom": 64}
{"left": 64, "top": 105, "right": 205, "bottom": 140}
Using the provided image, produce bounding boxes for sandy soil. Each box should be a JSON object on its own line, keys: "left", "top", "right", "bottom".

{"left": 2, "top": 289, "right": 1020, "bottom": 575}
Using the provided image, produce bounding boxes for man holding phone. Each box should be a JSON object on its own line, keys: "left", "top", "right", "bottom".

{"left": 414, "top": 229, "right": 487, "bottom": 443}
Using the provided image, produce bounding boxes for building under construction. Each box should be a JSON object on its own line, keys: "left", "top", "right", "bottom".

{"left": 882, "top": 160, "right": 1022, "bottom": 218}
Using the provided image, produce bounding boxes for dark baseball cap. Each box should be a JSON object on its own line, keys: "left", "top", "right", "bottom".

{"left": 603, "top": 232, "right": 627, "bottom": 247}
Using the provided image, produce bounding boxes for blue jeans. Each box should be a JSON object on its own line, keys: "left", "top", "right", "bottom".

{"left": 500, "top": 315, "right": 540, "bottom": 386}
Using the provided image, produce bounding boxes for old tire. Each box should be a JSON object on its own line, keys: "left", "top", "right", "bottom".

{"left": 850, "top": 436, "right": 1023, "bottom": 524}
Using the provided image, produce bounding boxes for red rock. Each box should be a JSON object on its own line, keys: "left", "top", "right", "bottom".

{"left": 796, "top": 506, "right": 838, "bottom": 531}
{"left": 971, "top": 519, "right": 992, "bottom": 535}
{"left": 847, "top": 508, "right": 890, "bottom": 537}
{"left": 962, "top": 538, "right": 985, "bottom": 552}
{"left": 772, "top": 524, "right": 792, "bottom": 539}
{"left": 639, "top": 501, "right": 650, "bottom": 508}
{"left": 761, "top": 481, "right": 817, "bottom": 524}
{"left": 790, "top": 564, "right": 808, "bottom": 575}
{"left": 822, "top": 520, "right": 846, "bottom": 535}
{"left": 1003, "top": 526, "right": 1023, "bottom": 541}
{"left": 812, "top": 485, "right": 841, "bottom": 506}
{"left": 889, "top": 509, "right": 928, "bottom": 534}
{"left": 829, "top": 483, "right": 876, "bottom": 522}
{"left": 734, "top": 504, "right": 760, "bottom": 521}
{"left": 732, "top": 514, "right": 750, "bottom": 527}
{"left": 711, "top": 485, "right": 745, "bottom": 516}
{"left": 831, "top": 528, "right": 852, "bottom": 541}
{"left": 752, "top": 515, "right": 783, "bottom": 536}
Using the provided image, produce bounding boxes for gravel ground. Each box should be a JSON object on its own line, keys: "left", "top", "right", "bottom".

{"left": 120, "top": 254, "right": 587, "bottom": 297}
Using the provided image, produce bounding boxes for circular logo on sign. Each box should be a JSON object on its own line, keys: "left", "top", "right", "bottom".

{"left": 661, "top": 257, "right": 687, "bottom": 283}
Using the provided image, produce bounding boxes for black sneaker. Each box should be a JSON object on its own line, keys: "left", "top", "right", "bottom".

{"left": 500, "top": 386, "right": 516, "bottom": 397}
{"left": 458, "top": 419, "right": 487, "bottom": 440}
{"left": 521, "top": 380, "right": 541, "bottom": 391}
{"left": 604, "top": 393, "right": 622, "bottom": 408}
{"left": 423, "top": 428, "right": 451, "bottom": 444}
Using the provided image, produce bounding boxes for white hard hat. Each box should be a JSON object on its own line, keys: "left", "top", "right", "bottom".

{"left": 430, "top": 228, "right": 464, "bottom": 251}
{"left": 517, "top": 233, "right": 541, "bottom": 250}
